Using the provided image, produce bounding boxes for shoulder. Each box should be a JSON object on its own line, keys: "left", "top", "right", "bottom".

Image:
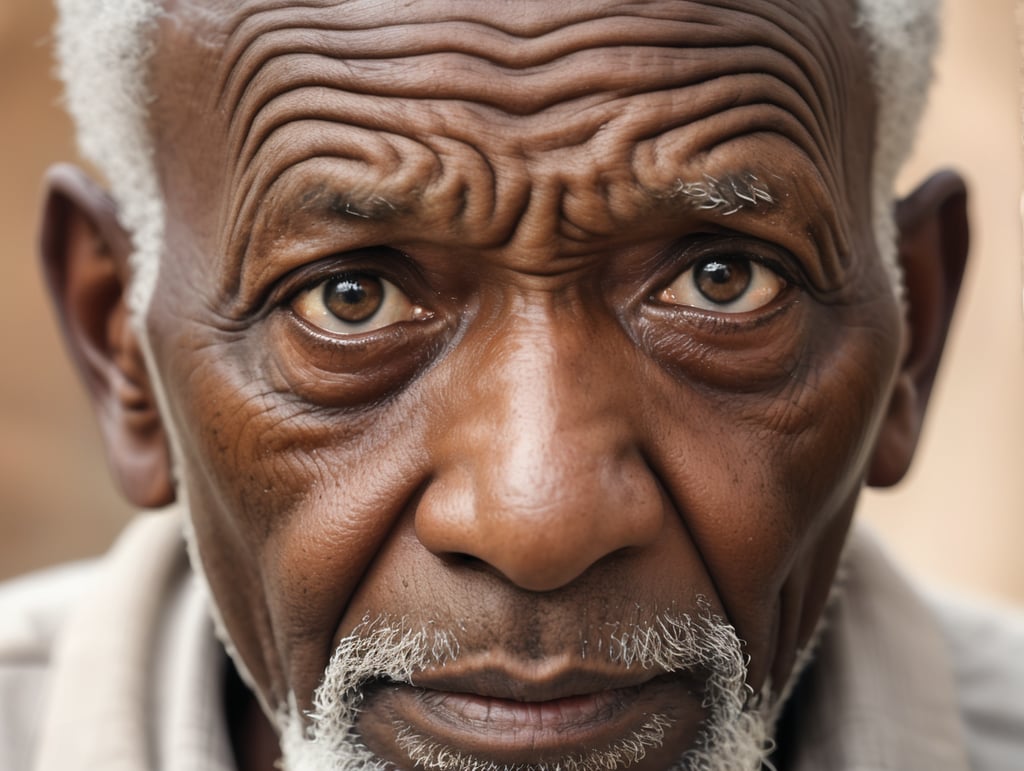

{"left": 0, "top": 560, "right": 99, "bottom": 654}
{"left": 0, "top": 510, "right": 190, "bottom": 769}
{"left": 0, "top": 560, "right": 99, "bottom": 769}
{"left": 928, "top": 591, "right": 1024, "bottom": 770}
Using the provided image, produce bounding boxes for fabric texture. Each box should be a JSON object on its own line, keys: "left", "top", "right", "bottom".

{"left": 0, "top": 510, "right": 233, "bottom": 771}
{"left": 1, "top": 508, "right": 1021, "bottom": 770}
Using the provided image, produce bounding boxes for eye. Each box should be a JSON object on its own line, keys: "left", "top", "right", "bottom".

{"left": 291, "top": 271, "right": 431, "bottom": 335}
{"left": 657, "top": 256, "right": 787, "bottom": 313}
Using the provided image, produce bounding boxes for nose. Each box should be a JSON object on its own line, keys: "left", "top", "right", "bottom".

{"left": 415, "top": 302, "right": 666, "bottom": 592}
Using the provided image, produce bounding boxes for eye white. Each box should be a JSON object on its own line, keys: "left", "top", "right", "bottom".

{"left": 292, "top": 273, "right": 430, "bottom": 335}
{"left": 657, "top": 257, "right": 786, "bottom": 313}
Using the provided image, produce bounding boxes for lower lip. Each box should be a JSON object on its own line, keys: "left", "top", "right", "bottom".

{"left": 357, "top": 676, "right": 701, "bottom": 765}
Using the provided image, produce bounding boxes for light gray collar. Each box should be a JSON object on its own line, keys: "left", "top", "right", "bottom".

{"left": 786, "top": 526, "right": 971, "bottom": 771}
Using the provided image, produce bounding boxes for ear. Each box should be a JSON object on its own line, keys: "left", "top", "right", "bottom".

{"left": 868, "top": 170, "right": 969, "bottom": 487}
{"left": 40, "top": 164, "right": 174, "bottom": 508}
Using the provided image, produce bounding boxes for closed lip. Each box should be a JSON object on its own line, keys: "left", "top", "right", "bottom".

{"left": 359, "top": 661, "right": 702, "bottom": 762}
{"left": 407, "top": 659, "right": 672, "bottom": 702}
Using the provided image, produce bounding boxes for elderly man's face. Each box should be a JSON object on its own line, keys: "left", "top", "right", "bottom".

{"left": 122, "top": 0, "right": 907, "bottom": 766}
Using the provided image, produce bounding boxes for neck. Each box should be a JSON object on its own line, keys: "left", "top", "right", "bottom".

{"left": 224, "top": 656, "right": 281, "bottom": 771}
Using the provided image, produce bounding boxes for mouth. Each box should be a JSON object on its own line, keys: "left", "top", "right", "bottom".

{"left": 355, "top": 663, "right": 706, "bottom": 767}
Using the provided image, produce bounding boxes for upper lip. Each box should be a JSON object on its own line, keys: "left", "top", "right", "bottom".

{"left": 405, "top": 656, "right": 675, "bottom": 702}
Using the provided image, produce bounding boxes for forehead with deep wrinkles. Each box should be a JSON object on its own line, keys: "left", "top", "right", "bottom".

{"left": 150, "top": 0, "right": 874, "bottom": 310}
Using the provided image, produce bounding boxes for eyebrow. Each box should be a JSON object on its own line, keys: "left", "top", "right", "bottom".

{"left": 288, "top": 171, "right": 775, "bottom": 232}
{"left": 662, "top": 172, "right": 775, "bottom": 216}
{"left": 296, "top": 183, "right": 410, "bottom": 223}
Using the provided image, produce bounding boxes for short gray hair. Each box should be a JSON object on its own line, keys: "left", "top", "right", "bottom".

{"left": 55, "top": 0, "right": 941, "bottom": 320}
{"left": 55, "top": 0, "right": 164, "bottom": 324}
{"left": 858, "top": 0, "right": 942, "bottom": 290}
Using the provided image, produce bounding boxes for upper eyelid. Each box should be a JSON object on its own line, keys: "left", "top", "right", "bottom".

{"left": 666, "top": 240, "right": 803, "bottom": 288}
{"left": 688, "top": 254, "right": 792, "bottom": 284}
{"left": 644, "top": 238, "right": 792, "bottom": 298}
{"left": 264, "top": 251, "right": 420, "bottom": 311}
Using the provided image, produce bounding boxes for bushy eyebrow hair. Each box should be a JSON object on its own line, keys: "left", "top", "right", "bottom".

{"left": 664, "top": 172, "right": 775, "bottom": 216}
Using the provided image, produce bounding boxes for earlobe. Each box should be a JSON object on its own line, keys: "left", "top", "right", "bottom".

{"left": 868, "top": 170, "right": 969, "bottom": 487}
{"left": 40, "top": 164, "right": 174, "bottom": 508}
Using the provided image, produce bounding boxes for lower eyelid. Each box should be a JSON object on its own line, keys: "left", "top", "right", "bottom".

{"left": 266, "top": 312, "right": 450, "bottom": 407}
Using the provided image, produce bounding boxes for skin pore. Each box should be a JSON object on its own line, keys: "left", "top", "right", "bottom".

{"left": 41, "top": 0, "right": 970, "bottom": 769}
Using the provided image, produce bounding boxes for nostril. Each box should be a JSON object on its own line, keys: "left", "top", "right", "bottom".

{"left": 414, "top": 446, "right": 667, "bottom": 592}
{"left": 436, "top": 551, "right": 485, "bottom": 569}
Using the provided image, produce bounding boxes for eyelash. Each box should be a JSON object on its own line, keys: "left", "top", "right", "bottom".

{"left": 650, "top": 240, "right": 801, "bottom": 299}
{"left": 267, "top": 251, "right": 418, "bottom": 313}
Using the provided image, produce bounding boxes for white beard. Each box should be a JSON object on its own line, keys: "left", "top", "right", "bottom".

{"left": 275, "top": 610, "right": 775, "bottom": 771}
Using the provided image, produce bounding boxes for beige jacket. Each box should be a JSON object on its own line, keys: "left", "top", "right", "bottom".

{"left": 1, "top": 510, "right": 1022, "bottom": 770}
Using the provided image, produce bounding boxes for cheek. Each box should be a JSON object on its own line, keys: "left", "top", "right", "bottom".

{"left": 155, "top": 322, "right": 438, "bottom": 705}
{"left": 644, "top": 301, "right": 900, "bottom": 677}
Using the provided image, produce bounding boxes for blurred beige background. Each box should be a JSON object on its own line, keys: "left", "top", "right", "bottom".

{"left": 1, "top": 1, "right": 1022, "bottom": 605}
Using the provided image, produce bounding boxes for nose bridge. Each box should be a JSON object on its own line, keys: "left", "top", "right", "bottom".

{"left": 480, "top": 306, "right": 611, "bottom": 507}
{"left": 416, "top": 297, "right": 665, "bottom": 592}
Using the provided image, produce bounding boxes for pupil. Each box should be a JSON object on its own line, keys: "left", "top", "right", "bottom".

{"left": 695, "top": 258, "right": 752, "bottom": 304}
{"left": 704, "top": 261, "right": 732, "bottom": 284}
{"left": 323, "top": 273, "right": 384, "bottom": 322}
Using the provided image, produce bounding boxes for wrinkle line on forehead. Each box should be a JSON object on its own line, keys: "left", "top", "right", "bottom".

{"left": 213, "top": 0, "right": 328, "bottom": 105}
{"left": 215, "top": 3, "right": 844, "bottom": 122}
{"left": 211, "top": 10, "right": 852, "bottom": 188}
{"left": 205, "top": 4, "right": 856, "bottom": 185}
{"left": 224, "top": 48, "right": 838, "bottom": 161}
{"left": 215, "top": 1, "right": 763, "bottom": 113}
{"left": 762, "top": 1, "right": 859, "bottom": 178}
{"left": 681, "top": 1, "right": 859, "bottom": 190}
{"left": 226, "top": 62, "right": 833, "bottom": 194}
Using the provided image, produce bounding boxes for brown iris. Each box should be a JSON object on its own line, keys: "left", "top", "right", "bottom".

{"left": 323, "top": 273, "right": 384, "bottom": 322}
{"left": 694, "top": 259, "right": 752, "bottom": 304}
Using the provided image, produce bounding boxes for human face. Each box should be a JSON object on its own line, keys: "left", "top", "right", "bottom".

{"left": 142, "top": 0, "right": 900, "bottom": 766}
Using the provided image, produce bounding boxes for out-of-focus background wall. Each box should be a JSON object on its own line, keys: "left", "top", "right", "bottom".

{"left": 1, "top": 0, "right": 1022, "bottom": 604}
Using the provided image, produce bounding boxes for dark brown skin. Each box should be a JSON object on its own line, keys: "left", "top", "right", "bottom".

{"left": 40, "top": 1, "right": 969, "bottom": 769}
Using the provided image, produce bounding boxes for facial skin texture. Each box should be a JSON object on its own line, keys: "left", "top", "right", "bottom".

{"left": 40, "top": 1, "right": 971, "bottom": 769}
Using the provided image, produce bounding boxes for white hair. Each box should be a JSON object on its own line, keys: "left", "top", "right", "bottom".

{"left": 55, "top": 0, "right": 941, "bottom": 314}
{"left": 856, "top": 0, "right": 942, "bottom": 290}
{"left": 54, "top": 0, "right": 164, "bottom": 325}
